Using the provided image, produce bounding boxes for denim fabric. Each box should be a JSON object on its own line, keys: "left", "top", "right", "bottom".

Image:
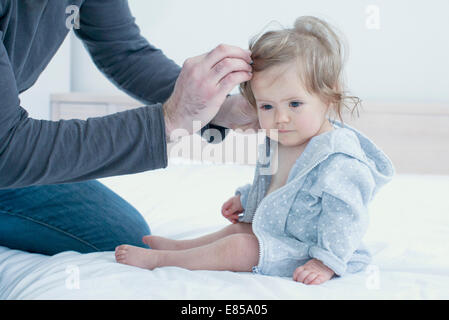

{"left": 236, "top": 120, "right": 395, "bottom": 277}
{"left": 0, "top": 180, "right": 151, "bottom": 255}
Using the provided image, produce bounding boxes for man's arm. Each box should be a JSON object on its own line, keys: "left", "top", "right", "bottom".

{"left": 0, "top": 40, "right": 167, "bottom": 190}
{"left": 75, "top": 0, "right": 241, "bottom": 143}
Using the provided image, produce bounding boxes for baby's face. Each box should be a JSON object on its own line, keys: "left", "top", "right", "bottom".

{"left": 251, "top": 61, "right": 332, "bottom": 148}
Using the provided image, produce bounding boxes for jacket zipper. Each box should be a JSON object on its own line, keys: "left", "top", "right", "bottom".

{"left": 251, "top": 154, "right": 330, "bottom": 274}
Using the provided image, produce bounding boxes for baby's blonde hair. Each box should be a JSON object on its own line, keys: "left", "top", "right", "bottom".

{"left": 239, "top": 16, "right": 361, "bottom": 123}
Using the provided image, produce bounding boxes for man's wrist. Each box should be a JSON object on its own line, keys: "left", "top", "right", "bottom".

{"left": 209, "top": 94, "right": 233, "bottom": 128}
{"left": 162, "top": 99, "right": 175, "bottom": 143}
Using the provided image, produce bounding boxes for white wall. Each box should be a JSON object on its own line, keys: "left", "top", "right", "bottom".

{"left": 22, "top": 0, "right": 449, "bottom": 120}
{"left": 71, "top": 0, "right": 449, "bottom": 104}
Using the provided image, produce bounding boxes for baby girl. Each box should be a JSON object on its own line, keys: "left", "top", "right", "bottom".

{"left": 115, "top": 16, "right": 394, "bottom": 285}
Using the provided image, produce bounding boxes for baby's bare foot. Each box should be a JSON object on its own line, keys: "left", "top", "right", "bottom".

{"left": 115, "top": 245, "right": 161, "bottom": 270}
{"left": 293, "top": 259, "right": 335, "bottom": 285}
{"left": 142, "top": 235, "right": 183, "bottom": 250}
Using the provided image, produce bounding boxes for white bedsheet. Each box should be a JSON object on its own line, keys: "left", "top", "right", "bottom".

{"left": 1, "top": 159, "right": 448, "bottom": 299}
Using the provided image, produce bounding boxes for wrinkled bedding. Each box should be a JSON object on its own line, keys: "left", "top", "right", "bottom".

{"left": 1, "top": 159, "right": 448, "bottom": 299}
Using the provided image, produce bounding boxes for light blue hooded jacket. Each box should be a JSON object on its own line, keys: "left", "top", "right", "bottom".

{"left": 235, "top": 121, "right": 395, "bottom": 277}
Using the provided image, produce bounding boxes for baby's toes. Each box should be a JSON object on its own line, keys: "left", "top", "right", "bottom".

{"left": 115, "top": 245, "right": 129, "bottom": 263}
{"left": 115, "top": 244, "right": 129, "bottom": 254}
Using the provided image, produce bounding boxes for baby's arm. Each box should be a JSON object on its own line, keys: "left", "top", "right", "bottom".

{"left": 289, "top": 156, "right": 376, "bottom": 284}
{"left": 234, "top": 183, "right": 251, "bottom": 207}
{"left": 307, "top": 156, "right": 375, "bottom": 277}
{"left": 234, "top": 183, "right": 254, "bottom": 223}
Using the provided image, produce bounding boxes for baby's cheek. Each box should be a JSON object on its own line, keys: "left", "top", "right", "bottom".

{"left": 258, "top": 117, "right": 274, "bottom": 133}
{"left": 294, "top": 118, "right": 313, "bottom": 134}
{"left": 257, "top": 113, "right": 269, "bottom": 127}
{"left": 294, "top": 117, "right": 321, "bottom": 135}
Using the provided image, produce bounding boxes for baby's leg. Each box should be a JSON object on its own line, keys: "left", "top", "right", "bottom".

{"left": 143, "top": 222, "right": 253, "bottom": 250}
{"left": 116, "top": 233, "right": 259, "bottom": 272}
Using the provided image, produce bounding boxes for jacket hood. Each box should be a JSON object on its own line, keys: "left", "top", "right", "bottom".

{"left": 261, "top": 120, "right": 395, "bottom": 194}
{"left": 329, "top": 120, "right": 395, "bottom": 191}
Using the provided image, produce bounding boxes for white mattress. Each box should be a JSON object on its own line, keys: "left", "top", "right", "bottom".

{"left": 1, "top": 159, "right": 448, "bottom": 299}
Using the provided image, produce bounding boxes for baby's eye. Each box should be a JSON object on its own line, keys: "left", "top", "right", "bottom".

{"left": 260, "top": 104, "right": 273, "bottom": 110}
{"left": 290, "top": 101, "right": 303, "bottom": 108}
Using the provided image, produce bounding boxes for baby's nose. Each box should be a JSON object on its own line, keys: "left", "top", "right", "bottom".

{"left": 275, "top": 109, "right": 290, "bottom": 124}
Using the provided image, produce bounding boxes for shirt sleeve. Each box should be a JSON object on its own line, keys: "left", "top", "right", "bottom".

{"left": 307, "top": 156, "right": 376, "bottom": 276}
{"left": 0, "top": 40, "right": 167, "bottom": 190}
{"left": 237, "top": 183, "right": 256, "bottom": 224}
{"left": 235, "top": 183, "right": 252, "bottom": 211}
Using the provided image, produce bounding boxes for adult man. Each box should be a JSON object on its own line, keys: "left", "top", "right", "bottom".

{"left": 0, "top": 0, "right": 257, "bottom": 255}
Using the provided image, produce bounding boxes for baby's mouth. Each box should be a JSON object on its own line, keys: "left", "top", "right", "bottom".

{"left": 277, "top": 129, "right": 294, "bottom": 133}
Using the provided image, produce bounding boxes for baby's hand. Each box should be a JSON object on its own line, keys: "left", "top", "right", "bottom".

{"left": 293, "top": 259, "right": 335, "bottom": 285}
{"left": 221, "top": 195, "right": 244, "bottom": 224}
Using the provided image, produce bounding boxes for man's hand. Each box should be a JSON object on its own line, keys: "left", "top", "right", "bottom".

{"left": 211, "top": 94, "right": 260, "bottom": 132}
{"left": 163, "top": 44, "right": 253, "bottom": 142}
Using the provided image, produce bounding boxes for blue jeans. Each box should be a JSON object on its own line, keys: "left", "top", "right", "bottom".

{"left": 0, "top": 180, "right": 151, "bottom": 255}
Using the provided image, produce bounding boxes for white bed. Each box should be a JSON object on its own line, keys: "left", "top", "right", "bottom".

{"left": 1, "top": 158, "right": 448, "bottom": 299}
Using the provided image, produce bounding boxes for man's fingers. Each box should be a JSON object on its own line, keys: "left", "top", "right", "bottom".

{"left": 205, "top": 44, "right": 252, "bottom": 70}
{"left": 211, "top": 58, "right": 252, "bottom": 85}
{"left": 163, "top": 44, "right": 253, "bottom": 136}
{"left": 217, "top": 71, "right": 253, "bottom": 98}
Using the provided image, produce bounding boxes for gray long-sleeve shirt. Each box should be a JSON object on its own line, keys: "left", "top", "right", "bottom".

{"left": 0, "top": 0, "right": 222, "bottom": 189}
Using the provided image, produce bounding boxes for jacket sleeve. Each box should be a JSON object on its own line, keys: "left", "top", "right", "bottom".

{"left": 0, "top": 40, "right": 167, "bottom": 190}
{"left": 235, "top": 183, "right": 252, "bottom": 211}
{"left": 307, "top": 155, "right": 376, "bottom": 276}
